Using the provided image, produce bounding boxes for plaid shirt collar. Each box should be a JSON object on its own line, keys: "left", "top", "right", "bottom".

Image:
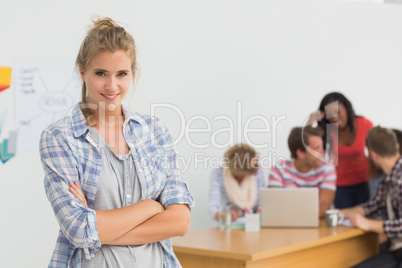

{"left": 70, "top": 103, "right": 148, "bottom": 139}
{"left": 386, "top": 156, "right": 402, "bottom": 183}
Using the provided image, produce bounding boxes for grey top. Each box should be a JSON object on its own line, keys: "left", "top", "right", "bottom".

{"left": 81, "top": 127, "right": 163, "bottom": 268}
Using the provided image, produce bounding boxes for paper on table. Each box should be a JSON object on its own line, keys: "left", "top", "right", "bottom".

{"left": 339, "top": 218, "right": 353, "bottom": 227}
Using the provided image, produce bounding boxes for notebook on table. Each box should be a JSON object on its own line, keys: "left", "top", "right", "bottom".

{"left": 259, "top": 188, "right": 319, "bottom": 227}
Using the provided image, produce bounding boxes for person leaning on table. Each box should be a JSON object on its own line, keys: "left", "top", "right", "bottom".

{"left": 208, "top": 143, "right": 265, "bottom": 224}
{"left": 312, "top": 92, "right": 373, "bottom": 209}
{"left": 340, "top": 126, "right": 402, "bottom": 268}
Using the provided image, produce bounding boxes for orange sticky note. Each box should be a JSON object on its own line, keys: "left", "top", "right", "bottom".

{"left": 0, "top": 67, "right": 12, "bottom": 92}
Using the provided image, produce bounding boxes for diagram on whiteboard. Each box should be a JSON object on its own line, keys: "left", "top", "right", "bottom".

{"left": 15, "top": 59, "right": 81, "bottom": 152}
{"left": 0, "top": 110, "right": 16, "bottom": 163}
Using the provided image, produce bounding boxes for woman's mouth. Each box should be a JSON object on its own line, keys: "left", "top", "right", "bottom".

{"left": 101, "top": 93, "right": 119, "bottom": 101}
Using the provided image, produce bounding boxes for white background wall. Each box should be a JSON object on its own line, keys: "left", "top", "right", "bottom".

{"left": 1, "top": 0, "right": 402, "bottom": 267}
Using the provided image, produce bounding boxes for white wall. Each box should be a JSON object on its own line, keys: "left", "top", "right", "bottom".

{"left": 1, "top": 0, "right": 402, "bottom": 267}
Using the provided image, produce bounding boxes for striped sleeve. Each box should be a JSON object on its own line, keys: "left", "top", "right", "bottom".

{"left": 319, "top": 164, "right": 336, "bottom": 191}
{"left": 254, "top": 168, "right": 265, "bottom": 211}
{"left": 268, "top": 165, "right": 285, "bottom": 187}
{"left": 208, "top": 168, "right": 226, "bottom": 221}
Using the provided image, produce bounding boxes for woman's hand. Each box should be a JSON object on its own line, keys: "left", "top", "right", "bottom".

{"left": 230, "top": 210, "right": 243, "bottom": 222}
{"left": 256, "top": 205, "right": 263, "bottom": 214}
{"left": 69, "top": 181, "right": 88, "bottom": 208}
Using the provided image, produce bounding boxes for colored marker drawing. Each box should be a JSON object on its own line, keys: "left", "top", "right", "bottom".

{"left": 0, "top": 111, "right": 16, "bottom": 164}
{"left": 0, "top": 139, "right": 15, "bottom": 163}
{"left": 0, "top": 67, "right": 12, "bottom": 93}
{"left": 15, "top": 59, "right": 81, "bottom": 152}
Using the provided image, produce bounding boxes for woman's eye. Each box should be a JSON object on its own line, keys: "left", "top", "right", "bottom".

{"left": 118, "top": 73, "right": 127, "bottom": 77}
{"left": 96, "top": 72, "right": 105, "bottom": 76}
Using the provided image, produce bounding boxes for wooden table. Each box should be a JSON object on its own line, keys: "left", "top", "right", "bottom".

{"left": 172, "top": 221, "right": 378, "bottom": 268}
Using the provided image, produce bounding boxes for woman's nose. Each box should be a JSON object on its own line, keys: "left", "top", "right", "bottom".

{"left": 105, "top": 76, "right": 117, "bottom": 90}
{"left": 328, "top": 116, "right": 339, "bottom": 123}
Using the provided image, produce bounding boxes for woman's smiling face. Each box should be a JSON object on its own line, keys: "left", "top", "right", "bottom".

{"left": 80, "top": 49, "right": 132, "bottom": 109}
{"left": 327, "top": 102, "right": 348, "bottom": 130}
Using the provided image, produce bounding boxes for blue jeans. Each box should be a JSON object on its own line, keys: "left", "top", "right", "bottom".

{"left": 334, "top": 181, "right": 370, "bottom": 209}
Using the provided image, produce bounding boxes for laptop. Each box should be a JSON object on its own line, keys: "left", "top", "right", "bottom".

{"left": 260, "top": 188, "right": 319, "bottom": 227}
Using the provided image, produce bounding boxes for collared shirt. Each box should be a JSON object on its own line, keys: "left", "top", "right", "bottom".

{"left": 362, "top": 157, "right": 402, "bottom": 240}
{"left": 40, "top": 103, "right": 194, "bottom": 268}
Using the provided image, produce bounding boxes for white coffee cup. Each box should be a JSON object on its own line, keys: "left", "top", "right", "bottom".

{"left": 325, "top": 209, "right": 344, "bottom": 228}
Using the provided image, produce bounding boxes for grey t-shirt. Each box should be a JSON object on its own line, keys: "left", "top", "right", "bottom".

{"left": 81, "top": 127, "right": 163, "bottom": 268}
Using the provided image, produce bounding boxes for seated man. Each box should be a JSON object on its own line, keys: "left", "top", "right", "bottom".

{"left": 268, "top": 126, "right": 336, "bottom": 218}
{"left": 340, "top": 126, "right": 402, "bottom": 268}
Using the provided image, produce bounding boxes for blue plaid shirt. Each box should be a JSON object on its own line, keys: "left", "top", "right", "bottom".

{"left": 40, "top": 104, "right": 194, "bottom": 268}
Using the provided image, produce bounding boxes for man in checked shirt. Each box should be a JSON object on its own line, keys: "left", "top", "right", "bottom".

{"left": 340, "top": 126, "right": 402, "bottom": 268}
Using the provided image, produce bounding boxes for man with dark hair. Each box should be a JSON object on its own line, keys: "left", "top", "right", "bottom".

{"left": 341, "top": 126, "right": 402, "bottom": 268}
{"left": 269, "top": 126, "right": 336, "bottom": 218}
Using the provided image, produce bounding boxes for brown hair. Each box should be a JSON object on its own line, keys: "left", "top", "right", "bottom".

{"left": 369, "top": 128, "right": 402, "bottom": 178}
{"left": 367, "top": 126, "right": 398, "bottom": 157}
{"left": 76, "top": 17, "right": 137, "bottom": 126}
{"left": 224, "top": 143, "right": 258, "bottom": 171}
{"left": 288, "top": 126, "right": 323, "bottom": 159}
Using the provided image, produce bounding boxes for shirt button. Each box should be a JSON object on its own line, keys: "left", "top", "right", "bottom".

{"left": 127, "top": 194, "right": 131, "bottom": 199}
{"left": 90, "top": 253, "right": 95, "bottom": 258}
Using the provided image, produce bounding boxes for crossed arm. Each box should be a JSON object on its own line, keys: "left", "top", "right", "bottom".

{"left": 69, "top": 181, "right": 191, "bottom": 245}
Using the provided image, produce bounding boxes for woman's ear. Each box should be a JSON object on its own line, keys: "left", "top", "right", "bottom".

{"left": 80, "top": 69, "right": 85, "bottom": 81}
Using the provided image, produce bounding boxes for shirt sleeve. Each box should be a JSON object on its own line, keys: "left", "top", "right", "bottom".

{"left": 253, "top": 168, "right": 266, "bottom": 212}
{"left": 374, "top": 175, "right": 402, "bottom": 239}
{"left": 361, "top": 175, "right": 387, "bottom": 219}
{"left": 268, "top": 165, "right": 285, "bottom": 187}
{"left": 208, "top": 168, "right": 224, "bottom": 220}
{"left": 40, "top": 129, "right": 101, "bottom": 259}
{"left": 320, "top": 164, "right": 336, "bottom": 191}
{"left": 156, "top": 123, "right": 195, "bottom": 209}
{"left": 383, "top": 218, "right": 402, "bottom": 239}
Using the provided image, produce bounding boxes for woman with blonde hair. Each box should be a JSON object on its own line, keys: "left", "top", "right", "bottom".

{"left": 40, "top": 17, "right": 194, "bottom": 267}
{"left": 209, "top": 143, "right": 265, "bottom": 225}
